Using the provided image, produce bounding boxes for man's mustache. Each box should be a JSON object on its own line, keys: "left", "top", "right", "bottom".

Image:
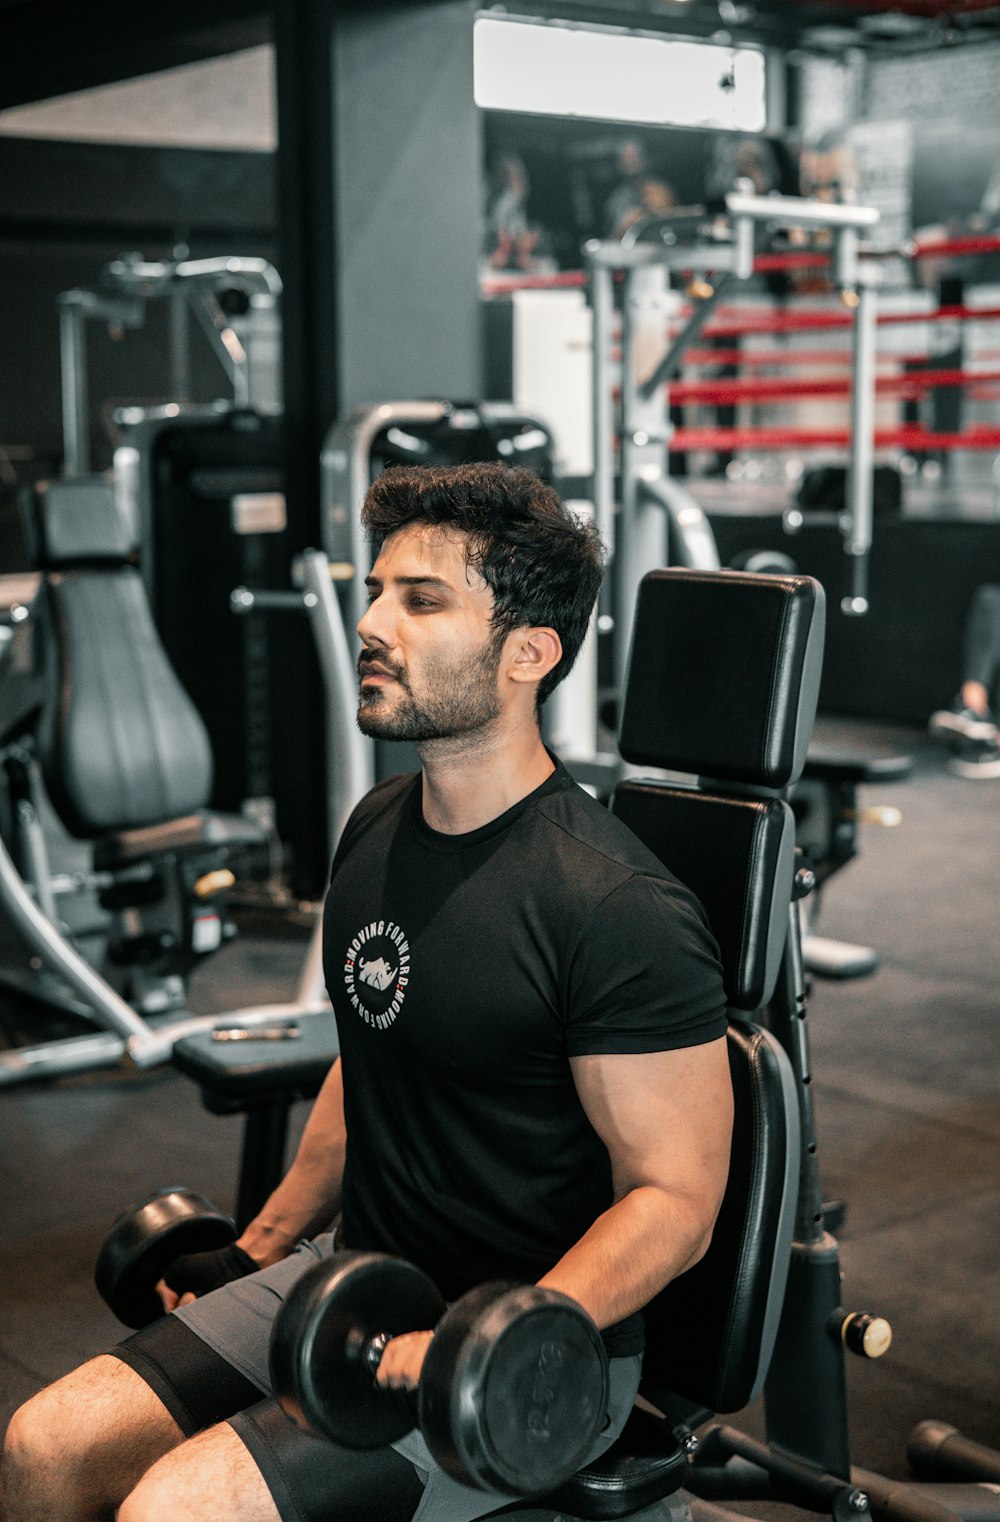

{"left": 358, "top": 651, "right": 406, "bottom": 684}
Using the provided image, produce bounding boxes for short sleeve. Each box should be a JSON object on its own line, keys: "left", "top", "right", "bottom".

{"left": 565, "top": 873, "right": 728, "bottom": 1055}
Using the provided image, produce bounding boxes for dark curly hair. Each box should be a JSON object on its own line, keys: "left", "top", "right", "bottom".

{"left": 361, "top": 462, "right": 606, "bottom": 705}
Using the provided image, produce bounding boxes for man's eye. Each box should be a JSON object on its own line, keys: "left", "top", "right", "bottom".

{"left": 409, "top": 595, "right": 437, "bottom": 609}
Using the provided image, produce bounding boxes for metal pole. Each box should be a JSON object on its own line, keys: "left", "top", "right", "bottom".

{"left": 639, "top": 275, "right": 730, "bottom": 400}
{"left": 843, "top": 277, "right": 878, "bottom": 616}
{"left": 295, "top": 549, "right": 375, "bottom": 848}
{"left": 587, "top": 257, "right": 616, "bottom": 561}
{"left": 58, "top": 298, "right": 89, "bottom": 477}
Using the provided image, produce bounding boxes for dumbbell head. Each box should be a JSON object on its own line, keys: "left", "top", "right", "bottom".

{"left": 269, "top": 1251, "right": 447, "bottom": 1449}
{"left": 95, "top": 1187, "right": 235, "bottom": 1329}
{"left": 419, "top": 1281, "right": 609, "bottom": 1496}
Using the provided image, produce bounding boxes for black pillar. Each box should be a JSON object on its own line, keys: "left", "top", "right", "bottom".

{"left": 272, "top": 0, "right": 483, "bottom": 891}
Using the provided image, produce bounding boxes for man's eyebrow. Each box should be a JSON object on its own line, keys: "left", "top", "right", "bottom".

{"left": 364, "top": 573, "right": 455, "bottom": 591}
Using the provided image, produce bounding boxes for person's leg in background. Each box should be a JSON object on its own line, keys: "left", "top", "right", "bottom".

{"left": 929, "top": 583, "right": 1000, "bottom": 777}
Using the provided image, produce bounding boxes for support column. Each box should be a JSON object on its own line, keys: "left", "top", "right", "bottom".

{"left": 272, "top": 0, "right": 483, "bottom": 892}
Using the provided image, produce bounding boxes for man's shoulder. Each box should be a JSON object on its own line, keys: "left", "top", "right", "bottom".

{"left": 332, "top": 772, "right": 416, "bottom": 872}
{"left": 533, "top": 771, "right": 673, "bottom": 884}
{"left": 526, "top": 773, "right": 691, "bottom": 913}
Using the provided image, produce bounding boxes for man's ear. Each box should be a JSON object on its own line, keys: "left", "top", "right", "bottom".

{"left": 506, "top": 626, "right": 563, "bottom": 689}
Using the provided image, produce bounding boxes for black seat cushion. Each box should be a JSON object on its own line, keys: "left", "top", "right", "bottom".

{"left": 93, "top": 810, "right": 268, "bottom": 870}
{"left": 493, "top": 1405, "right": 688, "bottom": 1520}
{"left": 171, "top": 1009, "right": 339, "bottom": 1109}
{"left": 539, "top": 1405, "right": 688, "bottom": 1519}
{"left": 803, "top": 746, "right": 913, "bottom": 785}
{"left": 21, "top": 476, "right": 135, "bottom": 567}
{"left": 35, "top": 571, "right": 213, "bottom": 836}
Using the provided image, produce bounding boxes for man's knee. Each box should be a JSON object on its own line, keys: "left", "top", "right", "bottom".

{"left": 3, "top": 1387, "right": 63, "bottom": 1483}
{"left": 2, "top": 1356, "right": 184, "bottom": 1518}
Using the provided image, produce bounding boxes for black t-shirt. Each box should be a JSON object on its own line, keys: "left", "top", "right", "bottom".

{"left": 322, "top": 758, "right": 727, "bottom": 1356}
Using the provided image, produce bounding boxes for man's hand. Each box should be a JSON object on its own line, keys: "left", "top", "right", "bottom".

{"left": 374, "top": 1329, "right": 435, "bottom": 1391}
{"left": 155, "top": 1241, "right": 260, "bottom": 1314}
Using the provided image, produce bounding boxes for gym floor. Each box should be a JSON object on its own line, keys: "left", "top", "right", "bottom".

{"left": 1, "top": 717, "right": 998, "bottom": 1514}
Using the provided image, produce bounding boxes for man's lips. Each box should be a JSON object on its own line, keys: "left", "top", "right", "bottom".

{"left": 359, "top": 659, "right": 400, "bottom": 684}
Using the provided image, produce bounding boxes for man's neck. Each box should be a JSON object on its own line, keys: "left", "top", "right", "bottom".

{"left": 417, "top": 718, "right": 555, "bottom": 835}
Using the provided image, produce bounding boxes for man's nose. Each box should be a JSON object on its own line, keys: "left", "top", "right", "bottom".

{"left": 357, "top": 590, "right": 392, "bottom": 647}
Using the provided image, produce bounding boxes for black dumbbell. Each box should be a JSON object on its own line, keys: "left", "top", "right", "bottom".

{"left": 269, "top": 1251, "right": 609, "bottom": 1497}
{"left": 95, "top": 1187, "right": 236, "bottom": 1329}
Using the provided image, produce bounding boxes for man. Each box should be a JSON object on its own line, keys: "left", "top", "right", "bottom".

{"left": 1, "top": 462, "right": 732, "bottom": 1522}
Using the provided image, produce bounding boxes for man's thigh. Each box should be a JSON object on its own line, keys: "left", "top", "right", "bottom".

{"left": 111, "top": 1288, "right": 425, "bottom": 1522}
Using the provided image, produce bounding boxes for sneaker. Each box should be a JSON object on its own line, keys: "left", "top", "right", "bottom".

{"left": 946, "top": 737, "right": 1000, "bottom": 778}
{"left": 929, "top": 697, "right": 997, "bottom": 744}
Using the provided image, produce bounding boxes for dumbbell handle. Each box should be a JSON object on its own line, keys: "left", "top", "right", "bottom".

{"left": 364, "top": 1331, "right": 394, "bottom": 1377}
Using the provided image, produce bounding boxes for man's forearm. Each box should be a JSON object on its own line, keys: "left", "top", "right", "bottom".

{"left": 536, "top": 1183, "right": 716, "bottom": 1330}
{"left": 237, "top": 1059, "right": 347, "bottom": 1266}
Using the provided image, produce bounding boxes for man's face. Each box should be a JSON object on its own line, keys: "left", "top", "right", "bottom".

{"left": 356, "top": 523, "right": 505, "bottom": 744}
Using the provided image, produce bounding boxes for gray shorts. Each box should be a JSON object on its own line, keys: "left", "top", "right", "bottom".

{"left": 172, "top": 1234, "right": 642, "bottom": 1522}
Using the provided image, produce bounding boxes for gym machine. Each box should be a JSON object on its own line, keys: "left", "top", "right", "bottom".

{"left": 576, "top": 187, "right": 912, "bottom": 980}
{"left": 586, "top": 182, "right": 881, "bottom": 700}
{"left": 0, "top": 473, "right": 361, "bottom": 1088}
{"left": 58, "top": 250, "right": 282, "bottom": 479}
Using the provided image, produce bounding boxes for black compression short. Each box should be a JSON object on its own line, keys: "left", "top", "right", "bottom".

{"left": 111, "top": 1317, "right": 426, "bottom": 1522}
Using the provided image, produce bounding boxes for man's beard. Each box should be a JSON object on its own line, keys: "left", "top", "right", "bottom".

{"left": 357, "top": 640, "right": 503, "bottom": 743}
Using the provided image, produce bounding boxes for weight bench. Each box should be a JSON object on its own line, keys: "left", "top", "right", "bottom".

{"left": 494, "top": 566, "right": 825, "bottom": 1521}
{"left": 172, "top": 1011, "right": 339, "bottom": 1230}
{"left": 173, "top": 565, "right": 825, "bottom": 1522}
{"left": 796, "top": 745, "right": 912, "bottom": 979}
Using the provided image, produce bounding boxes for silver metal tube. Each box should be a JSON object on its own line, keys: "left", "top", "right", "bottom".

{"left": 58, "top": 299, "right": 89, "bottom": 477}
{"left": 232, "top": 588, "right": 312, "bottom": 614}
{"left": 588, "top": 261, "right": 617, "bottom": 559}
{"left": 169, "top": 291, "right": 191, "bottom": 402}
{"left": 843, "top": 280, "right": 878, "bottom": 616}
{"left": 321, "top": 402, "right": 450, "bottom": 636}
{"left": 173, "top": 256, "right": 283, "bottom": 299}
{"left": 725, "top": 190, "right": 880, "bottom": 232}
{"left": 0, "top": 828, "right": 156, "bottom": 1052}
{"left": 296, "top": 549, "right": 375, "bottom": 852}
{"left": 639, "top": 475, "right": 722, "bottom": 571}
{"left": 733, "top": 214, "right": 756, "bottom": 280}
{"left": 639, "top": 275, "right": 730, "bottom": 401}
{"left": 15, "top": 798, "right": 59, "bottom": 923}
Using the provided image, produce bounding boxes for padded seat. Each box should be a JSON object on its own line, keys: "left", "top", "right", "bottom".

{"left": 172, "top": 1010, "right": 339, "bottom": 1228}
{"left": 538, "top": 1406, "right": 689, "bottom": 1520}
{"left": 803, "top": 746, "right": 912, "bottom": 786}
{"left": 94, "top": 809, "right": 267, "bottom": 869}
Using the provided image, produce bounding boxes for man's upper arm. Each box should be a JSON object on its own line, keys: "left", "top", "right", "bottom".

{"left": 566, "top": 870, "right": 733, "bottom": 1242}
{"left": 571, "top": 1039, "right": 734, "bottom": 1232}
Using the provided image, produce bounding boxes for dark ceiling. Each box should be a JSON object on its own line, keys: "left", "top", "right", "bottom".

{"left": 0, "top": 0, "right": 998, "bottom": 114}
{"left": 492, "top": 0, "right": 1000, "bottom": 53}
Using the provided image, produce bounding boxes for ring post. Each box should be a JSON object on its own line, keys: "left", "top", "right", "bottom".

{"left": 843, "top": 273, "right": 878, "bottom": 616}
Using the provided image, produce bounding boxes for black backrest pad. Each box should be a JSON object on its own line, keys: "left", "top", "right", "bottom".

{"left": 618, "top": 569, "right": 825, "bottom": 788}
{"left": 612, "top": 782, "right": 794, "bottom": 1012}
{"left": 640, "top": 1021, "right": 799, "bottom": 1414}
{"left": 37, "top": 572, "right": 213, "bottom": 836}
{"left": 23, "top": 478, "right": 136, "bottom": 568}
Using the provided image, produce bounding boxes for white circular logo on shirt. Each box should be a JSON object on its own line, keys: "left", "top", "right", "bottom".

{"left": 344, "top": 920, "right": 410, "bottom": 1029}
